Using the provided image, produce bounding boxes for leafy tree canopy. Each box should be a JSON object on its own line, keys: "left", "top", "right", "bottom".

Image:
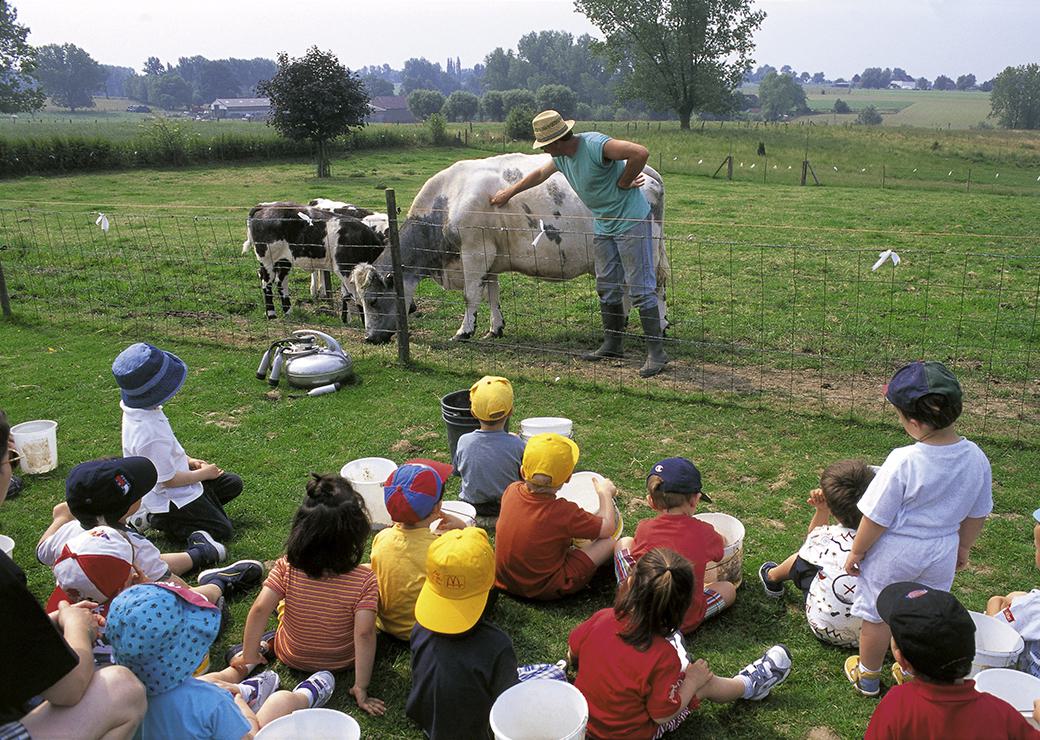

{"left": 36, "top": 43, "right": 105, "bottom": 111}
{"left": 0, "top": 0, "right": 43, "bottom": 113}
{"left": 990, "top": 64, "right": 1040, "bottom": 130}
{"left": 407, "top": 88, "right": 445, "bottom": 120}
{"left": 758, "top": 70, "right": 808, "bottom": 120}
{"left": 441, "top": 90, "right": 478, "bottom": 122}
{"left": 536, "top": 83, "right": 577, "bottom": 118}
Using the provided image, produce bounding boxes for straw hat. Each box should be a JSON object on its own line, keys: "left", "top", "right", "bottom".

{"left": 531, "top": 110, "right": 575, "bottom": 149}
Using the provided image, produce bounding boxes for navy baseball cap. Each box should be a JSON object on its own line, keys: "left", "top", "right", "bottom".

{"left": 877, "top": 581, "right": 975, "bottom": 681}
{"left": 66, "top": 457, "right": 158, "bottom": 520}
{"left": 383, "top": 463, "right": 444, "bottom": 524}
{"left": 884, "top": 361, "right": 962, "bottom": 408}
{"left": 647, "top": 457, "right": 710, "bottom": 503}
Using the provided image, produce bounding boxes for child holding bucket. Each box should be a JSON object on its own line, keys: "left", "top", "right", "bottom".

{"left": 864, "top": 582, "right": 1036, "bottom": 739}
{"left": 844, "top": 361, "right": 992, "bottom": 697}
{"left": 494, "top": 433, "right": 618, "bottom": 600}
{"left": 406, "top": 528, "right": 519, "bottom": 739}
{"left": 569, "top": 547, "right": 793, "bottom": 740}
{"left": 231, "top": 473, "right": 385, "bottom": 716}
{"left": 758, "top": 459, "right": 876, "bottom": 648}
{"left": 985, "top": 506, "right": 1040, "bottom": 678}
{"left": 614, "top": 457, "right": 737, "bottom": 635}
{"left": 454, "top": 375, "right": 526, "bottom": 523}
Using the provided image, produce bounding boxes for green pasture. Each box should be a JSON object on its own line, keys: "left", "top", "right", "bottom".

{"left": 798, "top": 88, "right": 995, "bottom": 130}
{"left": 1, "top": 321, "right": 1038, "bottom": 739}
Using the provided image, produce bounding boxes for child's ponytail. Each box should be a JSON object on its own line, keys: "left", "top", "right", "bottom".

{"left": 287, "top": 473, "right": 370, "bottom": 579}
{"left": 615, "top": 547, "right": 694, "bottom": 651}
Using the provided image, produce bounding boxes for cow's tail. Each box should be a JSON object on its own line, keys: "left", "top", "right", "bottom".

{"left": 242, "top": 219, "right": 254, "bottom": 255}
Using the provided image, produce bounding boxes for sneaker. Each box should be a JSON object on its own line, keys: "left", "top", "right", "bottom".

{"left": 758, "top": 562, "right": 784, "bottom": 599}
{"left": 294, "top": 671, "right": 335, "bottom": 708}
{"left": 225, "top": 629, "right": 277, "bottom": 671}
{"left": 240, "top": 670, "right": 280, "bottom": 713}
{"left": 891, "top": 662, "right": 914, "bottom": 685}
{"left": 126, "top": 509, "right": 152, "bottom": 532}
{"left": 844, "top": 654, "right": 881, "bottom": 697}
{"left": 187, "top": 530, "right": 227, "bottom": 568}
{"left": 5, "top": 474, "right": 22, "bottom": 500}
{"left": 738, "top": 644, "right": 793, "bottom": 701}
{"left": 198, "top": 560, "right": 264, "bottom": 597}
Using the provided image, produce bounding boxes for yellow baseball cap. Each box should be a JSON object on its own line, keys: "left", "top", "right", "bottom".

{"left": 414, "top": 528, "right": 495, "bottom": 634}
{"left": 469, "top": 376, "right": 514, "bottom": 422}
{"left": 520, "top": 433, "right": 579, "bottom": 488}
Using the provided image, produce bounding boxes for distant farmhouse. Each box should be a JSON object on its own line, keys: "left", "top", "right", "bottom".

{"left": 367, "top": 95, "right": 416, "bottom": 124}
{"left": 888, "top": 80, "right": 917, "bottom": 91}
{"left": 209, "top": 97, "right": 271, "bottom": 120}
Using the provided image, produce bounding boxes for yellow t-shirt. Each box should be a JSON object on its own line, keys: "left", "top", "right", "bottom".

{"left": 371, "top": 524, "right": 438, "bottom": 640}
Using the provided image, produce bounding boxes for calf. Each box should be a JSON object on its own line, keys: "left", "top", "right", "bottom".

{"left": 244, "top": 203, "right": 384, "bottom": 322}
{"left": 307, "top": 200, "right": 388, "bottom": 298}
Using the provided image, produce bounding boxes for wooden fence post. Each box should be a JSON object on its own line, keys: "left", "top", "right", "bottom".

{"left": 385, "top": 189, "right": 410, "bottom": 365}
{"left": 0, "top": 260, "right": 10, "bottom": 317}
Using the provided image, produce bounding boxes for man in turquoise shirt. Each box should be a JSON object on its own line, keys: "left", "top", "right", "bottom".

{"left": 489, "top": 110, "right": 667, "bottom": 378}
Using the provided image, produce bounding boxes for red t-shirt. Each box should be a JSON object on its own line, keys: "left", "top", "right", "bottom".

{"left": 569, "top": 608, "right": 694, "bottom": 740}
{"left": 865, "top": 680, "right": 1039, "bottom": 740}
{"left": 632, "top": 514, "right": 725, "bottom": 632}
{"left": 494, "top": 481, "right": 603, "bottom": 599}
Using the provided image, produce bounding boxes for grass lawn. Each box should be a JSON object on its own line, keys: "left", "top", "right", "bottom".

{"left": 1, "top": 319, "right": 1037, "bottom": 739}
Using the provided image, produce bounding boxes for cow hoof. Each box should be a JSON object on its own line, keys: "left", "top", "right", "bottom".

{"left": 451, "top": 332, "right": 473, "bottom": 342}
{"left": 265, "top": 311, "right": 277, "bottom": 319}
{"left": 481, "top": 328, "right": 504, "bottom": 340}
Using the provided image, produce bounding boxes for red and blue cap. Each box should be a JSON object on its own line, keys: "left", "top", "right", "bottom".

{"left": 383, "top": 463, "right": 445, "bottom": 524}
{"left": 884, "top": 361, "right": 962, "bottom": 408}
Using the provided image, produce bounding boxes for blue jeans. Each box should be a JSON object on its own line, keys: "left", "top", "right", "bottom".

{"left": 593, "top": 218, "right": 657, "bottom": 310}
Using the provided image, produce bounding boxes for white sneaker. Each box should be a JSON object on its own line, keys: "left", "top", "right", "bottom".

{"left": 737, "top": 644, "right": 793, "bottom": 701}
{"left": 240, "top": 670, "right": 280, "bottom": 712}
{"left": 126, "top": 510, "right": 152, "bottom": 532}
{"left": 294, "top": 671, "right": 335, "bottom": 708}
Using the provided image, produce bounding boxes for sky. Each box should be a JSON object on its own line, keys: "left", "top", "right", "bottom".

{"left": 14, "top": 0, "right": 1039, "bottom": 82}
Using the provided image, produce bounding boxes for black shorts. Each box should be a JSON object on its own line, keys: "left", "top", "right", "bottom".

{"left": 791, "top": 555, "right": 822, "bottom": 596}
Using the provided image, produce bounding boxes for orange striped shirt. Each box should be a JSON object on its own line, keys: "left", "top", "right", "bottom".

{"left": 264, "top": 556, "right": 378, "bottom": 671}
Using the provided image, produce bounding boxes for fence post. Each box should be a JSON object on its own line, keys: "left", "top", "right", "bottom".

{"left": 384, "top": 189, "right": 410, "bottom": 365}
{"left": 966, "top": 168, "right": 972, "bottom": 193}
{"left": 0, "top": 260, "right": 10, "bottom": 317}
{"left": 882, "top": 164, "right": 886, "bottom": 189}
{"left": 800, "top": 160, "right": 808, "bottom": 186}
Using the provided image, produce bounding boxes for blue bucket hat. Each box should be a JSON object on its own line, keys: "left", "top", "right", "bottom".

{"left": 105, "top": 583, "right": 220, "bottom": 695}
{"left": 112, "top": 343, "right": 188, "bottom": 409}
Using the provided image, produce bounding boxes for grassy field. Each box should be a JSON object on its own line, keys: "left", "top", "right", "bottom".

{"left": 1, "top": 321, "right": 1037, "bottom": 740}
{"left": 799, "top": 88, "right": 995, "bottom": 130}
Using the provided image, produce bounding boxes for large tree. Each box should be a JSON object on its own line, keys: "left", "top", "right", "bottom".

{"left": 36, "top": 43, "right": 105, "bottom": 111}
{"left": 407, "top": 89, "right": 445, "bottom": 120}
{"left": 441, "top": 90, "right": 479, "bottom": 121}
{"left": 990, "top": 64, "right": 1040, "bottom": 130}
{"left": 575, "top": 0, "right": 765, "bottom": 129}
{"left": 0, "top": 1, "right": 43, "bottom": 113}
{"left": 758, "top": 70, "right": 808, "bottom": 120}
{"left": 258, "top": 47, "right": 369, "bottom": 178}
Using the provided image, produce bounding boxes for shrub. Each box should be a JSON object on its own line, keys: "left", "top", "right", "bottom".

{"left": 856, "top": 105, "right": 883, "bottom": 125}
{"left": 426, "top": 113, "right": 449, "bottom": 145}
{"left": 505, "top": 106, "right": 535, "bottom": 141}
{"left": 833, "top": 98, "right": 851, "bottom": 114}
{"left": 576, "top": 102, "right": 594, "bottom": 121}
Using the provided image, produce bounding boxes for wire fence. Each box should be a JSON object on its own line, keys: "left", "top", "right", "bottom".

{"left": 1, "top": 204, "right": 1038, "bottom": 443}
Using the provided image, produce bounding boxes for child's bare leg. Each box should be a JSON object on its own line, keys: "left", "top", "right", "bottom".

{"left": 161, "top": 552, "right": 193, "bottom": 576}
{"left": 764, "top": 552, "right": 800, "bottom": 583}
{"left": 706, "top": 580, "right": 737, "bottom": 610}
{"left": 192, "top": 583, "right": 223, "bottom": 603}
{"left": 858, "top": 619, "right": 891, "bottom": 671}
{"left": 695, "top": 675, "right": 746, "bottom": 703}
{"left": 198, "top": 666, "right": 246, "bottom": 684}
{"left": 256, "top": 689, "right": 310, "bottom": 726}
{"left": 580, "top": 537, "right": 616, "bottom": 567}
{"left": 614, "top": 536, "right": 634, "bottom": 554}
{"left": 21, "top": 665, "right": 146, "bottom": 740}
{"left": 987, "top": 592, "right": 1027, "bottom": 616}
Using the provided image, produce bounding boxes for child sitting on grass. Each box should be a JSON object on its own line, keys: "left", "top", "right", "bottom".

{"left": 406, "top": 528, "right": 519, "bottom": 739}
{"left": 454, "top": 376, "right": 526, "bottom": 523}
{"left": 112, "top": 342, "right": 244, "bottom": 547}
{"left": 614, "top": 457, "right": 736, "bottom": 635}
{"left": 494, "top": 433, "right": 618, "bottom": 600}
{"left": 232, "top": 473, "right": 385, "bottom": 716}
{"left": 865, "top": 582, "right": 1036, "bottom": 739}
{"left": 985, "top": 506, "right": 1040, "bottom": 678}
{"left": 759, "top": 459, "right": 875, "bottom": 648}
{"left": 569, "top": 547, "right": 793, "bottom": 740}
{"left": 844, "top": 361, "right": 992, "bottom": 697}
{"left": 371, "top": 462, "right": 467, "bottom": 641}
{"left": 106, "top": 582, "right": 335, "bottom": 739}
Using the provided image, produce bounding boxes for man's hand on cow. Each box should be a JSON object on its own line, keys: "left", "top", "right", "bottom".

{"left": 617, "top": 174, "right": 645, "bottom": 190}
{"left": 489, "top": 188, "right": 513, "bottom": 207}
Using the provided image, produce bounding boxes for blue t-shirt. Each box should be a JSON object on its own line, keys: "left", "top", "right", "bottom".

{"left": 455, "top": 429, "right": 526, "bottom": 506}
{"left": 136, "top": 678, "right": 250, "bottom": 740}
{"left": 552, "top": 132, "right": 650, "bottom": 236}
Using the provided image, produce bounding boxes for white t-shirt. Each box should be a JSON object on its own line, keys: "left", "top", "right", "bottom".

{"left": 37, "top": 520, "right": 170, "bottom": 581}
{"left": 799, "top": 524, "right": 861, "bottom": 647}
{"left": 857, "top": 438, "right": 992, "bottom": 539}
{"left": 121, "top": 402, "right": 203, "bottom": 513}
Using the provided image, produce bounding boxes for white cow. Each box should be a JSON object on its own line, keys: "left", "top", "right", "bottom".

{"left": 349, "top": 153, "right": 668, "bottom": 344}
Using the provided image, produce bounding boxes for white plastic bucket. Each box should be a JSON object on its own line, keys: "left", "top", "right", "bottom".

{"left": 431, "top": 500, "right": 478, "bottom": 533}
{"left": 340, "top": 457, "right": 397, "bottom": 529}
{"left": 970, "top": 611, "right": 1025, "bottom": 677}
{"left": 974, "top": 668, "right": 1040, "bottom": 726}
{"left": 490, "top": 679, "right": 588, "bottom": 740}
{"left": 0, "top": 535, "right": 13, "bottom": 557}
{"left": 254, "top": 708, "right": 360, "bottom": 740}
{"left": 692, "top": 512, "right": 746, "bottom": 587}
{"left": 11, "top": 420, "right": 58, "bottom": 474}
{"left": 520, "top": 417, "right": 573, "bottom": 440}
{"left": 557, "top": 472, "right": 603, "bottom": 515}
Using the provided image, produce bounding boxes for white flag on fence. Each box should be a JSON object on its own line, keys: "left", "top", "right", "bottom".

{"left": 871, "top": 250, "right": 901, "bottom": 272}
{"left": 95, "top": 213, "right": 109, "bottom": 233}
{"left": 531, "top": 219, "right": 546, "bottom": 248}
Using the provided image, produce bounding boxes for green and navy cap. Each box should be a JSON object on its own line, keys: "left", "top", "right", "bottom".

{"left": 884, "top": 361, "right": 962, "bottom": 408}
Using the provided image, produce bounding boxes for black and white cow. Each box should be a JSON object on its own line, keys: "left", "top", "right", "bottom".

{"left": 243, "top": 203, "right": 385, "bottom": 322}
{"left": 349, "top": 153, "right": 669, "bottom": 344}
{"left": 304, "top": 199, "right": 387, "bottom": 299}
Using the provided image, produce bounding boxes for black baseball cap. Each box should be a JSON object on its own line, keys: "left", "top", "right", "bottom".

{"left": 884, "top": 361, "right": 962, "bottom": 408}
{"left": 647, "top": 457, "right": 711, "bottom": 503}
{"left": 877, "top": 581, "right": 975, "bottom": 681}
{"left": 66, "top": 457, "right": 158, "bottom": 520}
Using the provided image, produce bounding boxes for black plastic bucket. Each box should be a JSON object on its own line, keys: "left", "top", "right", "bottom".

{"left": 441, "top": 390, "right": 480, "bottom": 465}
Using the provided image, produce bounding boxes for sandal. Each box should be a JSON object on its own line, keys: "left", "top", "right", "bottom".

{"left": 844, "top": 654, "right": 881, "bottom": 697}
{"left": 891, "top": 662, "right": 914, "bottom": 685}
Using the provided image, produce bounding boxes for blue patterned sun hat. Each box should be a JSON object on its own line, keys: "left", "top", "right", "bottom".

{"left": 105, "top": 582, "right": 220, "bottom": 695}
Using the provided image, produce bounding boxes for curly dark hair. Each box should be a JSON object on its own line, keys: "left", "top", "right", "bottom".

{"left": 614, "top": 547, "right": 693, "bottom": 651}
{"left": 820, "top": 459, "right": 875, "bottom": 529}
{"left": 895, "top": 393, "right": 963, "bottom": 431}
{"left": 286, "top": 474, "right": 370, "bottom": 579}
